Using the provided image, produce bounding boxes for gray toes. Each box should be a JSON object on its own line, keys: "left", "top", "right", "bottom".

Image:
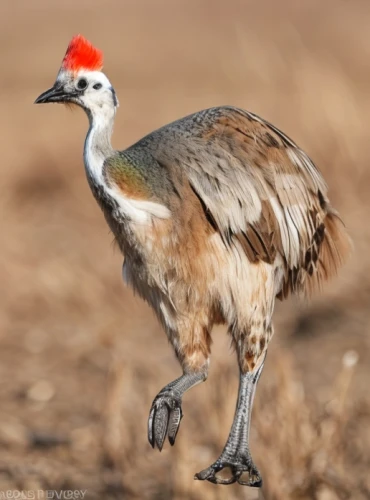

{"left": 148, "top": 392, "right": 183, "bottom": 451}
{"left": 194, "top": 464, "right": 237, "bottom": 485}
{"left": 154, "top": 404, "right": 170, "bottom": 450}
{"left": 195, "top": 460, "right": 262, "bottom": 487}
{"left": 168, "top": 405, "right": 183, "bottom": 446}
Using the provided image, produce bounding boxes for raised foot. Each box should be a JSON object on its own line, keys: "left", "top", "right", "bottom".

{"left": 194, "top": 458, "right": 262, "bottom": 487}
{"left": 148, "top": 390, "right": 183, "bottom": 451}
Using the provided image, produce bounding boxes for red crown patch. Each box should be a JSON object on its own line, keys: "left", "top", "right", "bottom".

{"left": 62, "top": 34, "right": 103, "bottom": 72}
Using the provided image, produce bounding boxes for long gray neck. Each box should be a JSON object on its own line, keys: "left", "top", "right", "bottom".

{"left": 84, "top": 106, "right": 116, "bottom": 185}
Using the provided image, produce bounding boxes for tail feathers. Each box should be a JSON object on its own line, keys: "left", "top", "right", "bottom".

{"left": 303, "top": 210, "right": 352, "bottom": 297}
{"left": 278, "top": 209, "right": 352, "bottom": 300}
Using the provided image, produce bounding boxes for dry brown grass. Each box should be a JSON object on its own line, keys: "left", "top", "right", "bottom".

{"left": 100, "top": 348, "right": 366, "bottom": 500}
{"left": 1, "top": 0, "right": 370, "bottom": 499}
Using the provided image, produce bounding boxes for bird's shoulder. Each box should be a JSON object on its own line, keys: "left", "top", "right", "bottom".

{"left": 103, "top": 147, "right": 174, "bottom": 198}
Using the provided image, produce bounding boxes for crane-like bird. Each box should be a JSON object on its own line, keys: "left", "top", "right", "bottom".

{"left": 35, "top": 35, "right": 351, "bottom": 487}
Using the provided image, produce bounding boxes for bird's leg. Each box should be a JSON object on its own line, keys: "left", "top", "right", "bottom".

{"left": 148, "top": 370, "right": 207, "bottom": 450}
{"left": 195, "top": 356, "right": 265, "bottom": 487}
{"left": 148, "top": 321, "right": 211, "bottom": 451}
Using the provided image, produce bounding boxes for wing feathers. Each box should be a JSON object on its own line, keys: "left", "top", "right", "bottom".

{"left": 136, "top": 106, "right": 350, "bottom": 298}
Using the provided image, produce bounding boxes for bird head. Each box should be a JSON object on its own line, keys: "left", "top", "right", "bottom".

{"left": 35, "top": 35, "right": 118, "bottom": 115}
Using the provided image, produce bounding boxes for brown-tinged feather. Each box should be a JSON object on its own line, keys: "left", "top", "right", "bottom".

{"left": 132, "top": 105, "right": 351, "bottom": 300}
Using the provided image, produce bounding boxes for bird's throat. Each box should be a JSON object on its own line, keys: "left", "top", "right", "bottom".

{"left": 84, "top": 107, "right": 115, "bottom": 186}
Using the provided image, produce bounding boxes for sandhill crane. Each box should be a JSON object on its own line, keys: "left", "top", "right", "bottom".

{"left": 35, "top": 35, "right": 350, "bottom": 487}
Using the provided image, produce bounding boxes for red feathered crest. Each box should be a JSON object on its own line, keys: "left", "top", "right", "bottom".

{"left": 62, "top": 35, "right": 103, "bottom": 73}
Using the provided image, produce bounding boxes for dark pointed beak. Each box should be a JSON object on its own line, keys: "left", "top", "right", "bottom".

{"left": 34, "top": 84, "right": 74, "bottom": 104}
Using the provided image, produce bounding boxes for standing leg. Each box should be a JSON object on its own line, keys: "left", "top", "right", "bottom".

{"left": 148, "top": 322, "right": 211, "bottom": 451}
{"left": 195, "top": 357, "right": 265, "bottom": 486}
{"left": 195, "top": 321, "right": 272, "bottom": 487}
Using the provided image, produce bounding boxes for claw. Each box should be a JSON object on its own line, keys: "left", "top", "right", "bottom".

{"left": 148, "top": 391, "right": 183, "bottom": 451}
{"left": 148, "top": 406, "right": 155, "bottom": 448}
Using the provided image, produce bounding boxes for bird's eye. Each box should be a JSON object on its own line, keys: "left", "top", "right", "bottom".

{"left": 93, "top": 83, "right": 102, "bottom": 90}
{"left": 77, "top": 78, "right": 88, "bottom": 90}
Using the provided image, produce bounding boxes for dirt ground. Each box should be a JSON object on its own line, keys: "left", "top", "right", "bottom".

{"left": 1, "top": 1, "right": 370, "bottom": 499}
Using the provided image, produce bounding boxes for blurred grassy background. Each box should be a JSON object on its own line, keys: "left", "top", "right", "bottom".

{"left": 1, "top": 0, "right": 370, "bottom": 499}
